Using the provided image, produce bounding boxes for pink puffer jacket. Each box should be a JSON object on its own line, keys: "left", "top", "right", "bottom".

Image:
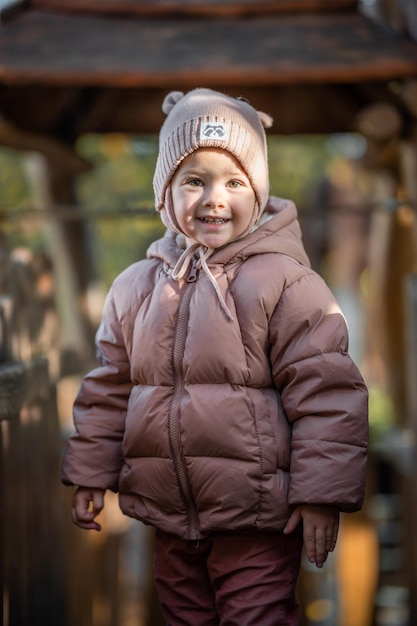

{"left": 62, "top": 197, "right": 368, "bottom": 541}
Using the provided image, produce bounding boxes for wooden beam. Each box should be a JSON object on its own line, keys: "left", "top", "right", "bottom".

{"left": 0, "top": 10, "right": 416, "bottom": 88}
{"left": 30, "top": 0, "right": 358, "bottom": 18}
{"left": 0, "top": 82, "right": 408, "bottom": 138}
{"left": 0, "top": 117, "right": 91, "bottom": 174}
{"left": 404, "top": 274, "right": 417, "bottom": 626}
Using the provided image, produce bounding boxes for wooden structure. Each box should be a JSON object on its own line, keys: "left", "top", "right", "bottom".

{"left": 0, "top": 250, "right": 147, "bottom": 626}
{"left": 1, "top": 0, "right": 417, "bottom": 347}
{"left": 1, "top": 0, "right": 417, "bottom": 139}
{"left": 0, "top": 253, "right": 71, "bottom": 626}
{"left": 1, "top": 1, "right": 417, "bottom": 625}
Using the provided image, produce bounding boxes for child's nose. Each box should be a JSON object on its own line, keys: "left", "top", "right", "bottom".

{"left": 202, "top": 184, "right": 225, "bottom": 207}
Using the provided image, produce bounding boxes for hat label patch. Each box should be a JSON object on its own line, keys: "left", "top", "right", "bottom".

{"left": 200, "top": 122, "right": 229, "bottom": 141}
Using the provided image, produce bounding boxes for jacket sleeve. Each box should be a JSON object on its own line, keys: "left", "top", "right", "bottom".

{"left": 61, "top": 287, "right": 133, "bottom": 492}
{"left": 270, "top": 270, "right": 368, "bottom": 512}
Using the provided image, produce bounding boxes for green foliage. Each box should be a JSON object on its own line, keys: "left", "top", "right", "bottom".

{"left": 75, "top": 134, "right": 157, "bottom": 212}
{"left": 268, "top": 135, "right": 329, "bottom": 206}
{"left": 94, "top": 216, "right": 164, "bottom": 284}
{"left": 75, "top": 133, "right": 164, "bottom": 286}
{"left": 0, "top": 147, "right": 31, "bottom": 209}
{"left": 0, "top": 148, "right": 42, "bottom": 250}
{"left": 368, "top": 385, "right": 395, "bottom": 447}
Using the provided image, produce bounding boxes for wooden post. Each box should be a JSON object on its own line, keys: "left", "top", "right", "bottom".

{"left": 398, "top": 114, "right": 417, "bottom": 623}
{"left": 355, "top": 95, "right": 417, "bottom": 624}
{"left": 404, "top": 275, "right": 417, "bottom": 625}
{"left": 23, "top": 153, "right": 95, "bottom": 364}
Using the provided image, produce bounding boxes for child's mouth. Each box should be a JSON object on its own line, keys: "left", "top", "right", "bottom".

{"left": 199, "top": 217, "right": 229, "bottom": 224}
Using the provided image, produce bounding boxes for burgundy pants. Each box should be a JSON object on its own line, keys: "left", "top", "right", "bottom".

{"left": 153, "top": 529, "right": 303, "bottom": 626}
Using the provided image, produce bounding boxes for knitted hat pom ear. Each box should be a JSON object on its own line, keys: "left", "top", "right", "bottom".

{"left": 257, "top": 111, "right": 273, "bottom": 129}
{"left": 162, "top": 91, "right": 185, "bottom": 115}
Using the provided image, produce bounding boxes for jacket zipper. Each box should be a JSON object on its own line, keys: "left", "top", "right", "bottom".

{"left": 168, "top": 259, "right": 200, "bottom": 540}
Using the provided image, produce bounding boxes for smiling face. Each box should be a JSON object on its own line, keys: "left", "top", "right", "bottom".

{"left": 170, "top": 148, "right": 257, "bottom": 249}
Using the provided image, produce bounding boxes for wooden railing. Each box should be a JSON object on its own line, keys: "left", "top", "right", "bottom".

{"left": 0, "top": 248, "right": 164, "bottom": 626}
{"left": 0, "top": 248, "right": 68, "bottom": 624}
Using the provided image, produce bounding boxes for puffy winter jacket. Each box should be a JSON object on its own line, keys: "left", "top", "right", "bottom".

{"left": 62, "top": 197, "right": 368, "bottom": 541}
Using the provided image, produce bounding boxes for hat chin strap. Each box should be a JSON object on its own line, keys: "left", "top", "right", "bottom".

{"left": 159, "top": 188, "right": 181, "bottom": 233}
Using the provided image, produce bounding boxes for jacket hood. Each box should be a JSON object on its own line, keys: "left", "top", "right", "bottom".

{"left": 147, "top": 196, "right": 311, "bottom": 269}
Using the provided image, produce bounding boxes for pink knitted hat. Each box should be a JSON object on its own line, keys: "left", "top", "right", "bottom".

{"left": 153, "top": 88, "right": 273, "bottom": 234}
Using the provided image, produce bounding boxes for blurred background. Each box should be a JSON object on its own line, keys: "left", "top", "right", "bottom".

{"left": 0, "top": 1, "right": 416, "bottom": 625}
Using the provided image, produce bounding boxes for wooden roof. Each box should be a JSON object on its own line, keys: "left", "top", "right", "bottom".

{"left": 1, "top": 2, "right": 417, "bottom": 87}
{"left": 0, "top": 0, "right": 417, "bottom": 138}
{"left": 12, "top": 0, "right": 361, "bottom": 18}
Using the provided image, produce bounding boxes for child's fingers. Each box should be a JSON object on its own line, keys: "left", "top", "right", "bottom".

{"left": 90, "top": 489, "right": 105, "bottom": 515}
{"left": 71, "top": 505, "right": 102, "bottom": 531}
{"left": 329, "top": 516, "right": 339, "bottom": 551}
{"left": 305, "top": 525, "right": 327, "bottom": 568}
{"left": 285, "top": 505, "right": 340, "bottom": 568}
{"left": 72, "top": 487, "right": 104, "bottom": 531}
{"left": 304, "top": 520, "right": 337, "bottom": 568}
{"left": 283, "top": 507, "right": 302, "bottom": 534}
{"left": 318, "top": 525, "right": 338, "bottom": 565}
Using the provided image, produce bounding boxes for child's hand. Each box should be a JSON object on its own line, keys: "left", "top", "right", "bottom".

{"left": 283, "top": 504, "right": 339, "bottom": 568}
{"left": 72, "top": 486, "right": 105, "bottom": 531}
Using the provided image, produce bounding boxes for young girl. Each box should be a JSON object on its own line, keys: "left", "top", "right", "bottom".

{"left": 62, "top": 88, "right": 368, "bottom": 625}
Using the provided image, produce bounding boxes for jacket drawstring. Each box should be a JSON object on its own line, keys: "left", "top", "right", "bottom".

{"left": 172, "top": 242, "right": 201, "bottom": 281}
{"left": 171, "top": 243, "right": 234, "bottom": 322}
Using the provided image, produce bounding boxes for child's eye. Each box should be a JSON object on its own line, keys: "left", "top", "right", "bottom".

{"left": 187, "top": 178, "right": 203, "bottom": 186}
{"left": 228, "top": 180, "right": 242, "bottom": 188}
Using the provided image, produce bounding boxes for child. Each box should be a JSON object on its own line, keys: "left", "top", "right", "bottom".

{"left": 62, "top": 88, "right": 368, "bottom": 625}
